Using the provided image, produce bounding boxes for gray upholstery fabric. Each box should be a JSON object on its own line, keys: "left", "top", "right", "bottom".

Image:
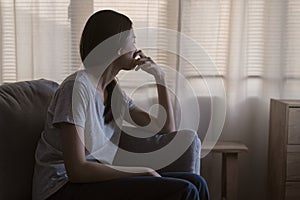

{"left": 0, "top": 79, "right": 59, "bottom": 200}
{"left": 0, "top": 79, "right": 200, "bottom": 200}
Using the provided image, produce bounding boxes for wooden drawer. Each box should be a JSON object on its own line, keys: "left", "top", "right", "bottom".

{"left": 288, "top": 108, "right": 300, "bottom": 144}
{"left": 286, "top": 152, "right": 300, "bottom": 181}
{"left": 285, "top": 182, "right": 300, "bottom": 200}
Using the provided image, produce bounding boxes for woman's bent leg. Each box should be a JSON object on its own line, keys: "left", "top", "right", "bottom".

{"left": 48, "top": 175, "right": 199, "bottom": 200}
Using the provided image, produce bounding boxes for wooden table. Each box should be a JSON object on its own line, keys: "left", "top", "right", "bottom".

{"left": 202, "top": 141, "right": 248, "bottom": 200}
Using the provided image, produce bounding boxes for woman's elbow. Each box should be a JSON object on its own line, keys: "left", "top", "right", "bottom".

{"left": 65, "top": 163, "right": 86, "bottom": 183}
{"left": 160, "top": 124, "right": 176, "bottom": 134}
{"left": 67, "top": 171, "right": 83, "bottom": 183}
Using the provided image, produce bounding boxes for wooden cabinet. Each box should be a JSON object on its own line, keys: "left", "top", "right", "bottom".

{"left": 268, "top": 99, "right": 300, "bottom": 200}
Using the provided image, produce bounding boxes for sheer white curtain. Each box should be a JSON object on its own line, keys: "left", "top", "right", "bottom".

{"left": 1, "top": 0, "right": 300, "bottom": 199}
{"left": 1, "top": 0, "right": 72, "bottom": 83}
{"left": 180, "top": 0, "right": 300, "bottom": 199}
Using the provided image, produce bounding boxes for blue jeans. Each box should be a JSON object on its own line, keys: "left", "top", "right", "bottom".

{"left": 48, "top": 172, "right": 210, "bottom": 200}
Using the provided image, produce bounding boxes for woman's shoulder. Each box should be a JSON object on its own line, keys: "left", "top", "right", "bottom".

{"left": 58, "top": 70, "right": 93, "bottom": 90}
{"left": 60, "top": 70, "right": 85, "bottom": 84}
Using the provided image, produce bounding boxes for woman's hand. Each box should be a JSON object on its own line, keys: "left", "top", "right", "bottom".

{"left": 145, "top": 168, "right": 162, "bottom": 177}
{"left": 106, "top": 165, "right": 161, "bottom": 178}
{"left": 133, "top": 50, "right": 165, "bottom": 80}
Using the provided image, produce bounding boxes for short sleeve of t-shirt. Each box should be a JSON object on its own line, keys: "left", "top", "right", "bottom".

{"left": 49, "top": 76, "right": 135, "bottom": 129}
{"left": 49, "top": 80, "right": 88, "bottom": 128}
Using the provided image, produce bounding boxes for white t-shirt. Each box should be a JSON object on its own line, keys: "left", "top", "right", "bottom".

{"left": 32, "top": 70, "right": 136, "bottom": 200}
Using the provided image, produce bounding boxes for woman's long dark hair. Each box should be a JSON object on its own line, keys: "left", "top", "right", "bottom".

{"left": 79, "top": 10, "right": 133, "bottom": 124}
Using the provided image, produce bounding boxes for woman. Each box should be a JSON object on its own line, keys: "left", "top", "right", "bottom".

{"left": 32, "top": 10, "right": 209, "bottom": 200}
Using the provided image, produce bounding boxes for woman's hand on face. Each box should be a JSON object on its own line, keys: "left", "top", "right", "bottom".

{"left": 133, "top": 50, "right": 165, "bottom": 80}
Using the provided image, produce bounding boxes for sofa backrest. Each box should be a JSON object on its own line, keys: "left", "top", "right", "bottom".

{"left": 0, "top": 79, "right": 58, "bottom": 200}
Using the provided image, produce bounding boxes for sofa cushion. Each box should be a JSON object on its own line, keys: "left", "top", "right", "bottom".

{"left": 0, "top": 79, "right": 58, "bottom": 200}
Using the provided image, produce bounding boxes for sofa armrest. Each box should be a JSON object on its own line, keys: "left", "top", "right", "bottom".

{"left": 113, "top": 127, "right": 201, "bottom": 175}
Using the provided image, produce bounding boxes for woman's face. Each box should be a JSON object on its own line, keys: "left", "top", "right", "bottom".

{"left": 114, "top": 29, "right": 138, "bottom": 71}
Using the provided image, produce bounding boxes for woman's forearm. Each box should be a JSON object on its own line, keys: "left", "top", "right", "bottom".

{"left": 155, "top": 75, "right": 176, "bottom": 133}
{"left": 68, "top": 161, "right": 159, "bottom": 183}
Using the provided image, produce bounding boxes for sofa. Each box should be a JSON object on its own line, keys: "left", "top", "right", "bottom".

{"left": 0, "top": 79, "right": 201, "bottom": 200}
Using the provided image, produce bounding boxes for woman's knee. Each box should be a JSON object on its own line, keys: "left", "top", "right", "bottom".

{"left": 191, "top": 175, "right": 210, "bottom": 200}
{"left": 170, "top": 173, "right": 209, "bottom": 200}
{"left": 173, "top": 179, "right": 199, "bottom": 200}
{"left": 188, "top": 174, "right": 208, "bottom": 189}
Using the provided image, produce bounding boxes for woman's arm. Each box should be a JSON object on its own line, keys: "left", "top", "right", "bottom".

{"left": 125, "top": 50, "right": 176, "bottom": 134}
{"left": 60, "top": 123, "right": 160, "bottom": 183}
{"left": 154, "top": 74, "right": 176, "bottom": 133}
{"left": 126, "top": 78, "right": 176, "bottom": 134}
